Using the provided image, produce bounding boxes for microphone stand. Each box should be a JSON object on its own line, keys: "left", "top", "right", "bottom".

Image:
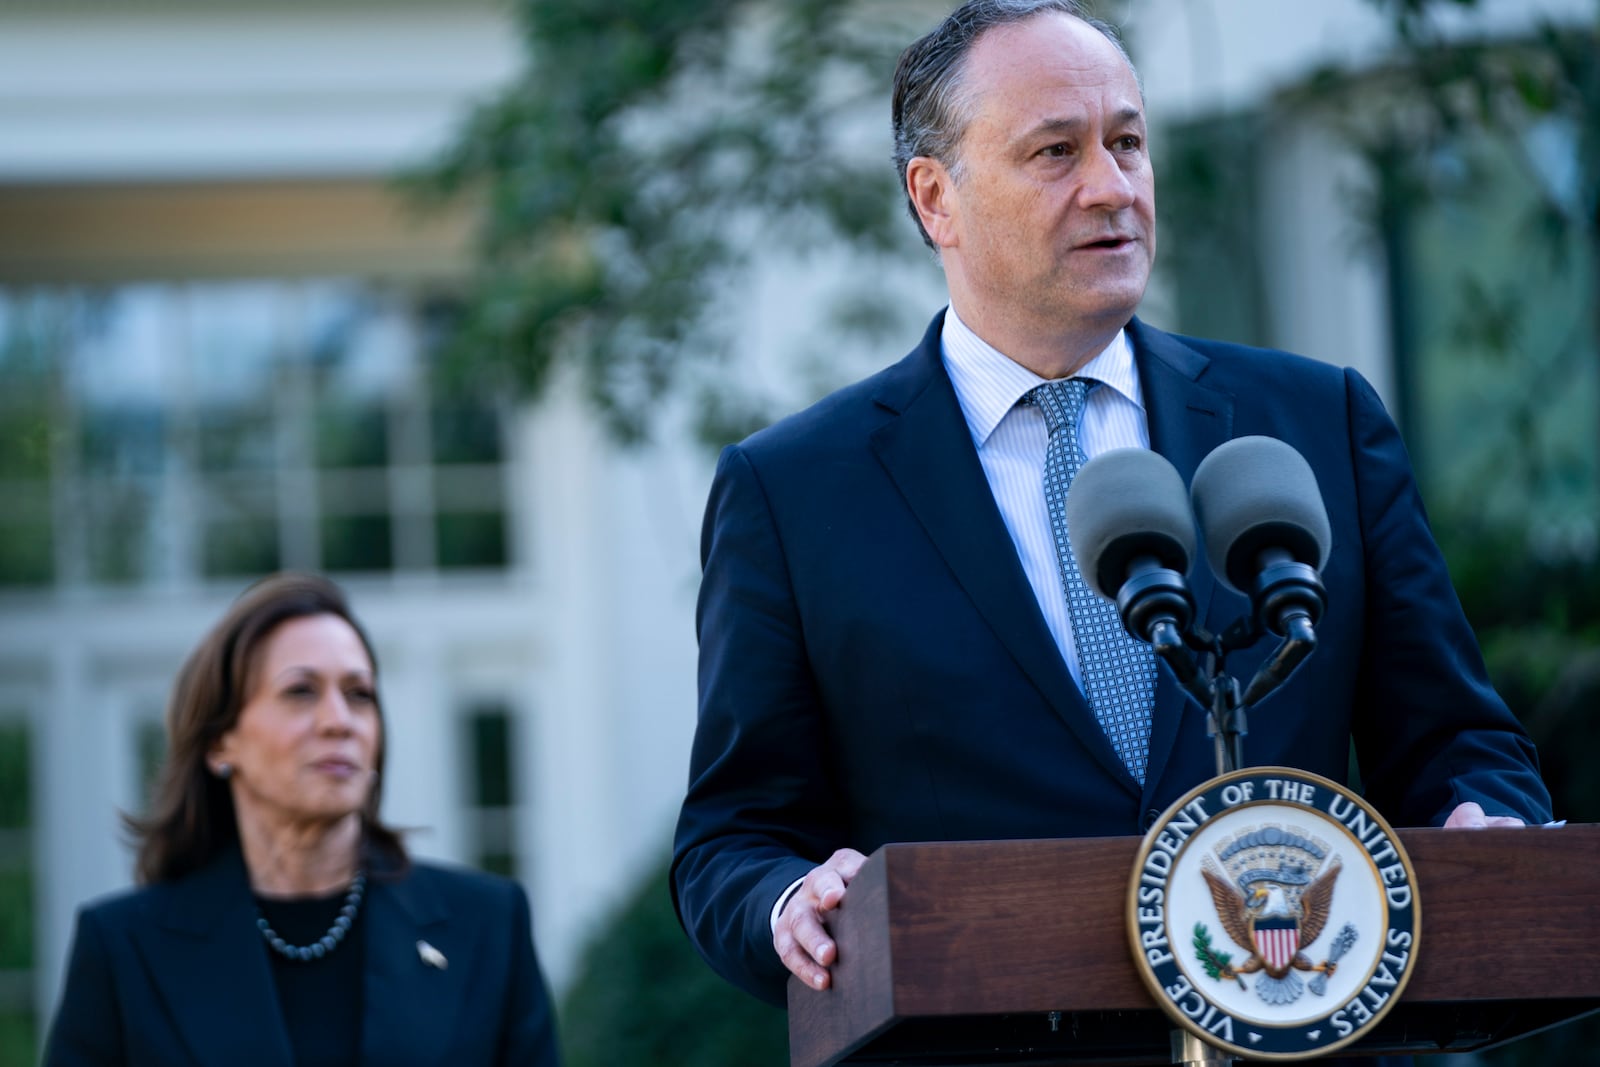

{"left": 1140, "top": 617, "right": 1246, "bottom": 777}
{"left": 1117, "top": 553, "right": 1325, "bottom": 777}
{"left": 1147, "top": 599, "right": 1320, "bottom": 777}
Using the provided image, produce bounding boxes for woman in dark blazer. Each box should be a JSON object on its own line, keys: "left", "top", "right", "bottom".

{"left": 44, "top": 573, "right": 561, "bottom": 1067}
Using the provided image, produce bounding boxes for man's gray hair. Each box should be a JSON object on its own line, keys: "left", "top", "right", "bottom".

{"left": 891, "top": 0, "right": 1139, "bottom": 250}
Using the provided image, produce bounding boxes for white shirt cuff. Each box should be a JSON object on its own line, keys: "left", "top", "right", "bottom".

{"left": 769, "top": 876, "right": 806, "bottom": 932}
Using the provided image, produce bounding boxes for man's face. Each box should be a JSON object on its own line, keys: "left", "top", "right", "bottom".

{"left": 934, "top": 13, "right": 1155, "bottom": 343}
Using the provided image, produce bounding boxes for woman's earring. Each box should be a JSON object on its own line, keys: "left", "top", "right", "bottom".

{"left": 214, "top": 762, "right": 234, "bottom": 780}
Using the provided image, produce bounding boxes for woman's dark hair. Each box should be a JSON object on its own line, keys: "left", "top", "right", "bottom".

{"left": 127, "top": 572, "right": 407, "bottom": 884}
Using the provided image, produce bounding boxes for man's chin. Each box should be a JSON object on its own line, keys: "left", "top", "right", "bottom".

{"left": 1065, "top": 290, "right": 1146, "bottom": 333}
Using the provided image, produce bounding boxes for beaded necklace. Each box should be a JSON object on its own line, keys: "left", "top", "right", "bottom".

{"left": 255, "top": 871, "right": 366, "bottom": 962}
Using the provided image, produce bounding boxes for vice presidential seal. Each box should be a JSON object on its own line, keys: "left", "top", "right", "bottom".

{"left": 1127, "top": 768, "right": 1420, "bottom": 1061}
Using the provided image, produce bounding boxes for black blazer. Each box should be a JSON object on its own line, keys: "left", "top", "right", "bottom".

{"left": 672, "top": 312, "right": 1552, "bottom": 1006}
{"left": 44, "top": 849, "right": 560, "bottom": 1066}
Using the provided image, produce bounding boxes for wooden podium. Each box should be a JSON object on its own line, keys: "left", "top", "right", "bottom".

{"left": 789, "top": 825, "right": 1600, "bottom": 1065}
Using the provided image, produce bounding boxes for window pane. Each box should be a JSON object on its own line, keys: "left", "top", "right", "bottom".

{"left": 464, "top": 706, "right": 517, "bottom": 880}
{"left": 200, "top": 478, "right": 279, "bottom": 578}
{"left": 0, "top": 724, "right": 30, "bottom": 1003}
{"left": 315, "top": 403, "right": 388, "bottom": 468}
{"left": 436, "top": 512, "right": 507, "bottom": 569}
{"left": 79, "top": 407, "right": 165, "bottom": 480}
{"left": 0, "top": 514, "right": 53, "bottom": 588}
{"left": 432, "top": 405, "right": 502, "bottom": 465}
{"left": 202, "top": 517, "right": 281, "bottom": 578}
{"left": 187, "top": 282, "right": 284, "bottom": 406}
{"left": 83, "top": 482, "right": 155, "bottom": 584}
{"left": 321, "top": 515, "right": 392, "bottom": 572}
{"left": 468, "top": 710, "right": 514, "bottom": 808}
{"left": 196, "top": 408, "right": 275, "bottom": 474}
{"left": 0, "top": 726, "right": 28, "bottom": 828}
{"left": 0, "top": 869, "right": 32, "bottom": 970}
{"left": 0, "top": 312, "right": 56, "bottom": 482}
{"left": 0, "top": 416, "right": 52, "bottom": 481}
{"left": 0, "top": 277, "right": 512, "bottom": 588}
{"left": 71, "top": 288, "right": 170, "bottom": 411}
{"left": 306, "top": 283, "right": 407, "bottom": 403}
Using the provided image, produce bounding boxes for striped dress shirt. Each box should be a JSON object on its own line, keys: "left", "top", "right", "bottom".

{"left": 940, "top": 305, "right": 1150, "bottom": 687}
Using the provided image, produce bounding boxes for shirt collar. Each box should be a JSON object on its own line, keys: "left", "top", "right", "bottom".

{"left": 941, "top": 306, "right": 1143, "bottom": 448}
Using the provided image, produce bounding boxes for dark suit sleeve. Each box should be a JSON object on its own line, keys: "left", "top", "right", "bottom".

{"left": 670, "top": 444, "right": 845, "bottom": 1006}
{"left": 43, "top": 907, "right": 126, "bottom": 1067}
{"left": 1343, "top": 369, "right": 1553, "bottom": 825}
{"left": 497, "top": 881, "right": 561, "bottom": 1067}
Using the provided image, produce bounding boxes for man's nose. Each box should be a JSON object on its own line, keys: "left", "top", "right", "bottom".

{"left": 1077, "top": 144, "right": 1136, "bottom": 210}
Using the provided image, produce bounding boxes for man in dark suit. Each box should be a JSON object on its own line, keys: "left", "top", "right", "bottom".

{"left": 671, "top": 0, "right": 1552, "bottom": 1010}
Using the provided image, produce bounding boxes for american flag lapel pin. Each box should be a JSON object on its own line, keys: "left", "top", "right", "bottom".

{"left": 416, "top": 940, "right": 448, "bottom": 970}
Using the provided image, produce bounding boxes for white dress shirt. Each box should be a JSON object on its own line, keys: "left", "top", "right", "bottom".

{"left": 940, "top": 305, "right": 1151, "bottom": 686}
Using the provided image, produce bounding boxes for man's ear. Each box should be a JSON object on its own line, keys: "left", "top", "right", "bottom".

{"left": 906, "top": 156, "right": 959, "bottom": 249}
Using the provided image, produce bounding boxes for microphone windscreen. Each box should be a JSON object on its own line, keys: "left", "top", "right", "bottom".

{"left": 1064, "top": 448, "right": 1197, "bottom": 600}
{"left": 1190, "top": 436, "right": 1332, "bottom": 594}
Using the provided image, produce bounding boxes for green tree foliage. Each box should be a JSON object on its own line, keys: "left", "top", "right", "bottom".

{"left": 411, "top": 0, "right": 924, "bottom": 445}
{"left": 1293, "top": 1, "right": 1600, "bottom": 517}
{"left": 559, "top": 857, "right": 787, "bottom": 1066}
{"left": 1325, "top": 0, "right": 1600, "bottom": 787}
{"left": 1313, "top": 4, "right": 1600, "bottom": 1059}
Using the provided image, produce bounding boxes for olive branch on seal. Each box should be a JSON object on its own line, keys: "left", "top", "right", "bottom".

{"left": 1193, "top": 923, "right": 1246, "bottom": 990}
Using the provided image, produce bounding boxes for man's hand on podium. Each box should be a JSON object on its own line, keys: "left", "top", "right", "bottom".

{"left": 775, "top": 848, "right": 868, "bottom": 991}
{"left": 1444, "top": 801, "right": 1526, "bottom": 828}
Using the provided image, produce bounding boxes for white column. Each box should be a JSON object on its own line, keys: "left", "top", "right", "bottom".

{"left": 1257, "top": 120, "right": 1395, "bottom": 404}
{"left": 375, "top": 629, "right": 463, "bottom": 864}
{"left": 516, "top": 380, "right": 624, "bottom": 992}
{"left": 35, "top": 644, "right": 124, "bottom": 1017}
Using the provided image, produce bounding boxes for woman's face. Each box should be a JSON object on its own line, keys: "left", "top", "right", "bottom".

{"left": 209, "top": 613, "right": 382, "bottom": 837}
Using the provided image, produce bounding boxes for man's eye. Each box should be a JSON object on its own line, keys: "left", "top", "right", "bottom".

{"left": 1114, "top": 135, "right": 1142, "bottom": 151}
{"left": 1040, "top": 143, "right": 1070, "bottom": 158}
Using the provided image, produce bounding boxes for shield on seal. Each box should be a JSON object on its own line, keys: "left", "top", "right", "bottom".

{"left": 1253, "top": 917, "right": 1299, "bottom": 972}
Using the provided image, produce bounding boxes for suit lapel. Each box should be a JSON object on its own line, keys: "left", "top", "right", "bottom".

{"left": 133, "top": 848, "right": 295, "bottom": 1067}
{"left": 359, "top": 866, "right": 458, "bottom": 1066}
{"left": 870, "top": 315, "right": 1137, "bottom": 790}
{"left": 1129, "top": 319, "right": 1234, "bottom": 794}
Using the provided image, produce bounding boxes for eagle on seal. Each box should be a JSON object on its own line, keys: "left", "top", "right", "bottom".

{"left": 1202, "top": 856, "right": 1342, "bottom": 1005}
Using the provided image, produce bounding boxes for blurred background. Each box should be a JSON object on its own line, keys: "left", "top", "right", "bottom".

{"left": 0, "top": 0, "right": 1594, "bottom": 1064}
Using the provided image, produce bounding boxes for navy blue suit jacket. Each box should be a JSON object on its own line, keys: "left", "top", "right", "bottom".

{"left": 672, "top": 312, "right": 1551, "bottom": 1006}
{"left": 44, "top": 849, "right": 560, "bottom": 1067}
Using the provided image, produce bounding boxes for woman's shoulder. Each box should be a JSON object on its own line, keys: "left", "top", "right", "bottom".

{"left": 76, "top": 853, "right": 248, "bottom": 934}
{"left": 68, "top": 879, "right": 188, "bottom": 942}
{"left": 74, "top": 883, "right": 152, "bottom": 924}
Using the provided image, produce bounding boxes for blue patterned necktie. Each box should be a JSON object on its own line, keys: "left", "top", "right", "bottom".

{"left": 1029, "top": 379, "right": 1155, "bottom": 783}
